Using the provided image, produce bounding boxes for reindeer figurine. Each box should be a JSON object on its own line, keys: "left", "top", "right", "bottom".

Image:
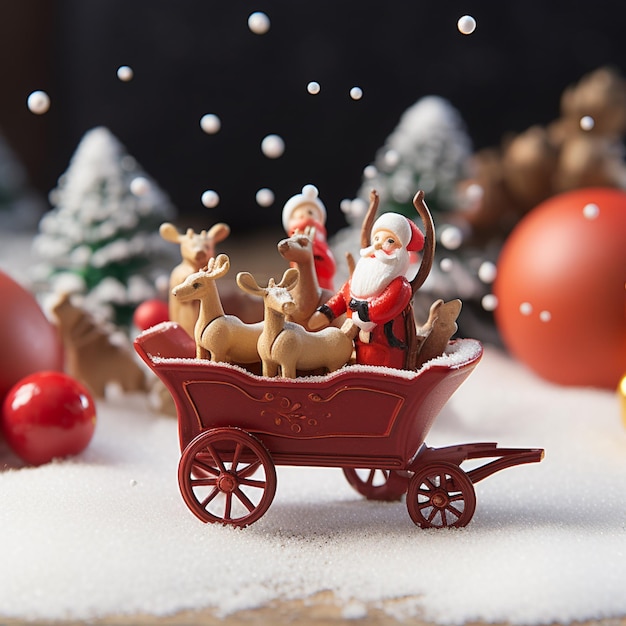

{"left": 51, "top": 293, "right": 146, "bottom": 398}
{"left": 160, "top": 221, "right": 230, "bottom": 338}
{"left": 171, "top": 254, "right": 262, "bottom": 364}
{"left": 276, "top": 228, "right": 339, "bottom": 331}
{"left": 236, "top": 268, "right": 356, "bottom": 379}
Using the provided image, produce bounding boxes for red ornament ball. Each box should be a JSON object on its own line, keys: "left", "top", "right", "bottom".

{"left": 1, "top": 371, "right": 96, "bottom": 466}
{"left": 0, "top": 270, "right": 64, "bottom": 404}
{"left": 133, "top": 298, "right": 169, "bottom": 330}
{"left": 493, "top": 187, "right": 626, "bottom": 389}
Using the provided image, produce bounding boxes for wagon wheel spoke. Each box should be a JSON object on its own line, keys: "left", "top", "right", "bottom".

{"left": 200, "top": 487, "right": 220, "bottom": 508}
{"left": 426, "top": 476, "right": 439, "bottom": 490}
{"left": 238, "top": 459, "right": 262, "bottom": 479}
{"left": 223, "top": 492, "right": 233, "bottom": 521}
{"left": 238, "top": 477, "right": 267, "bottom": 489}
{"left": 205, "top": 444, "right": 227, "bottom": 473}
{"left": 427, "top": 507, "right": 439, "bottom": 524}
{"left": 446, "top": 503, "right": 462, "bottom": 518}
{"left": 190, "top": 476, "right": 218, "bottom": 488}
{"left": 234, "top": 488, "right": 257, "bottom": 513}
{"left": 230, "top": 442, "right": 243, "bottom": 472}
{"left": 192, "top": 455, "right": 220, "bottom": 477}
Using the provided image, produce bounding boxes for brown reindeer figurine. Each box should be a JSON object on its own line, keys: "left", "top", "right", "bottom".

{"left": 51, "top": 293, "right": 147, "bottom": 398}
{"left": 159, "top": 221, "right": 230, "bottom": 338}
{"left": 236, "top": 268, "right": 356, "bottom": 379}
{"left": 276, "top": 228, "right": 337, "bottom": 331}
{"left": 171, "top": 254, "right": 262, "bottom": 364}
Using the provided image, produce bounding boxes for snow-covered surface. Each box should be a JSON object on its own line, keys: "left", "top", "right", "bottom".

{"left": 0, "top": 343, "right": 624, "bottom": 624}
{"left": 1, "top": 233, "right": 625, "bottom": 624}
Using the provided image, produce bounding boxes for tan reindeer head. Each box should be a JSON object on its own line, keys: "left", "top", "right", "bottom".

{"left": 160, "top": 222, "right": 230, "bottom": 271}
{"left": 172, "top": 254, "right": 231, "bottom": 302}
{"left": 236, "top": 268, "right": 299, "bottom": 317}
{"left": 277, "top": 228, "right": 315, "bottom": 263}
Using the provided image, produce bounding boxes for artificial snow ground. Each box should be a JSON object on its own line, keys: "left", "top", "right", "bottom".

{"left": 0, "top": 342, "right": 624, "bottom": 625}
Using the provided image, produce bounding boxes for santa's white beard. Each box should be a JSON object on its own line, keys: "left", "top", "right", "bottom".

{"left": 350, "top": 246, "right": 410, "bottom": 299}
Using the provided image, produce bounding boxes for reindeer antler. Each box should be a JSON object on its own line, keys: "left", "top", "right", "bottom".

{"left": 410, "top": 190, "right": 435, "bottom": 295}
{"left": 360, "top": 189, "right": 380, "bottom": 249}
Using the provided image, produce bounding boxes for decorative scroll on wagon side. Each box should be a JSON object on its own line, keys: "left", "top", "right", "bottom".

{"left": 182, "top": 378, "right": 406, "bottom": 438}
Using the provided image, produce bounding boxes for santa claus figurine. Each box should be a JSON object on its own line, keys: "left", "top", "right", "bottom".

{"left": 282, "top": 184, "right": 336, "bottom": 290}
{"left": 309, "top": 212, "right": 425, "bottom": 369}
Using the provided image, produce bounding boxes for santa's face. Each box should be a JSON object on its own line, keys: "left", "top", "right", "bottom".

{"left": 371, "top": 228, "right": 402, "bottom": 254}
{"left": 350, "top": 229, "right": 410, "bottom": 299}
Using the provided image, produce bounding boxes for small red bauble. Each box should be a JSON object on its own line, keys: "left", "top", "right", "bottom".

{"left": 133, "top": 298, "right": 169, "bottom": 331}
{"left": 1, "top": 371, "right": 97, "bottom": 466}
{"left": 493, "top": 187, "right": 626, "bottom": 389}
{"left": 0, "top": 270, "right": 64, "bottom": 404}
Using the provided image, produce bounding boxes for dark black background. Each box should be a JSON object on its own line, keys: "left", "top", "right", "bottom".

{"left": 1, "top": 0, "right": 625, "bottom": 235}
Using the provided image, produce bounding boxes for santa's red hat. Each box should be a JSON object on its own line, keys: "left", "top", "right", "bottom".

{"left": 372, "top": 213, "right": 424, "bottom": 251}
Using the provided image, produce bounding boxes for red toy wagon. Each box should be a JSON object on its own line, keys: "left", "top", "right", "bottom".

{"left": 135, "top": 322, "right": 543, "bottom": 529}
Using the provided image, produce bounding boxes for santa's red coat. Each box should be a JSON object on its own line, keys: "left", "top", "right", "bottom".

{"left": 323, "top": 275, "right": 413, "bottom": 368}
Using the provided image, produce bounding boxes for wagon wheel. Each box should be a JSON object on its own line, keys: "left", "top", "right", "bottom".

{"left": 406, "top": 462, "right": 476, "bottom": 528}
{"left": 178, "top": 427, "right": 277, "bottom": 527}
{"left": 342, "top": 467, "right": 409, "bottom": 501}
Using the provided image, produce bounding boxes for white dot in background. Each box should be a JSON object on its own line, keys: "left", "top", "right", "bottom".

{"left": 457, "top": 15, "right": 477, "bottom": 35}
{"left": 117, "top": 65, "right": 134, "bottom": 82}
{"left": 307, "top": 81, "right": 321, "bottom": 95}
{"left": 582, "top": 203, "right": 600, "bottom": 220}
{"left": 350, "top": 86, "right": 363, "bottom": 100}
{"left": 261, "top": 134, "right": 285, "bottom": 158}
{"left": 129, "top": 479, "right": 138, "bottom": 487}
{"left": 27, "top": 90, "right": 50, "bottom": 115}
{"left": 519, "top": 302, "right": 533, "bottom": 316}
{"left": 478, "top": 261, "right": 497, "bottom": 284}
{"left": 539, "top": 310, "right": 552, "bottom": 322}
{"left": 201, "top": 190, "right": 220, "bottom": 208}
{"left": 464, "top": 183, "right": 484, "bottom": 203}
{"left": 255, "top": 188, "right": 275, "bottom": 207}
{"left": 363, "top": 165, "right": 378, "bottom": 179}
{"left": 440, "top": 225, "right": 463, "bottom": 250}
{"left": 383, "top": 149, "right": 400, "bottom": 168}
{"left": 340, "top": 198, "right": 366, "bottom": 218}
{"left": 130, "top": 177, "right": 150, "bottom": 196}
{"left": 481, "top": 294, "right": 498, "bottom": 311}
{"left": 440, "top": 258, "right": 453, "bottom": 272}
{"left": 200, "top": 113, "right": 221, "bottom": 134}
{"left": 248, "top": 12, "right": 270, "bottom": 35}
{"left": 580, "top": 115, "right": 595, "bottom": 131}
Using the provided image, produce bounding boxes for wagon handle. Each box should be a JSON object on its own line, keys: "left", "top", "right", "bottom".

{"left": 412, "top": 442, "right": 545, "bottom": 485}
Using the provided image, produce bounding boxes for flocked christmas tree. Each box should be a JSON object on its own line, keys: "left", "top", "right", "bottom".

{"left": 331, "top": 96, "right": 502, "bottom": 344}
{"left": 33, "top": 126, "right": 176, "bottom": 326}
{"left": 353, "top": 95, "right": 472, "bottom": 220}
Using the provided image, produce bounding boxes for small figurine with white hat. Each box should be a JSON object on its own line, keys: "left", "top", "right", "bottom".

{"left": 282, "top": 184, "right": 336, "bottom": 291}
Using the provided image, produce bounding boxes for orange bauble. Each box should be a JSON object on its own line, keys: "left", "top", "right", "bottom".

{"left": 493, "top": 187, "right": 626, "bottom": 389}
{"left": 0, "top": 270, "right": 65, "bottom": 403}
